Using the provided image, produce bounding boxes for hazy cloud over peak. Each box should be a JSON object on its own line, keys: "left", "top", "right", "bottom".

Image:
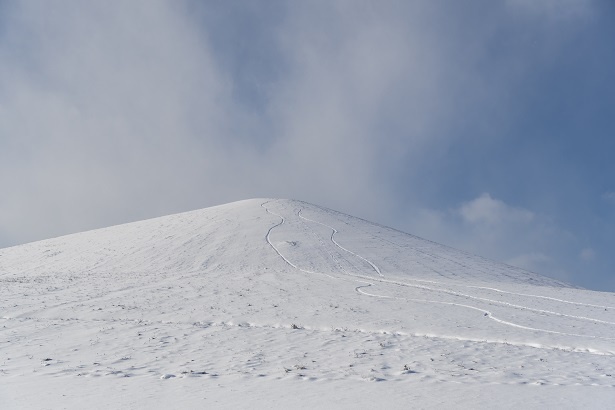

{"left": 0, "top": 0, "right": 613, "bottom": 291}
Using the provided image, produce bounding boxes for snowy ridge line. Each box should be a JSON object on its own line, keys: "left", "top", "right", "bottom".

{"left": 337, "top": 206, "right": 558, "bottom": 285}
{"left": 333, "top": 214, "right": 600, "bottom": 307}
{"left": 264, "top": 203, "right": 615, "bottom": 339}
{"left": 410, "top": 242, "right": 520, "bottom": 283}
{"left": 369, "top": 228, "right": 534, "bottom": 287}
{"left": 292, "top": 207, "right": 614, "bottom": 326}
{"left": 378, "top": 237, "right": 610, "bottom": 310}
{"left": 356, "top": 287, "right": 615, "bottom": 342}
{"left": 305, "top": 199, "right": 525, "bottom": 283}
{"left": 297, "top": 209, "right": 384, "bottom": 277}
{"left": 300, "top": 206, "right": 615, "bottom": 313}
{"left": 262, "top": 203, "right": 615, "bottom": 342}
{"left": 292, "top": 208, "right": 615, "bottom": 338}
{"left": 3, "top": 314, "right": 611, "bottom": 357}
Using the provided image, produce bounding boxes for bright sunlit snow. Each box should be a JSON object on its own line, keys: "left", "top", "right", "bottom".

{"left": 1, "top": 199, "right": 614, "bottom": 408}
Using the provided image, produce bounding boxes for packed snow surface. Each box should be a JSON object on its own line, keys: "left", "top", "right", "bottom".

{"left": 1, "top": 199, "right": 614, "bottom": 408}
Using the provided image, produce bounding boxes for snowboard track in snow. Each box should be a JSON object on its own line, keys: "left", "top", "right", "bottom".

{"left": 2, "top": 198, "right": 615, "bottom": 406}
{"left": 332, "top": 216, "right": 612, "bottom": 310}
{"left": 297, "top": 209, "right": 383, "bottom": 278}
{"left": 294, "top": 202, "right": 614, "bottom": 320}
{"left": 261, "top": 200, "right": 615, "bottom": 349}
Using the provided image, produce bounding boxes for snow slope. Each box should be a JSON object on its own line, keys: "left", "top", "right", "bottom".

{"left": 1, "top": 199, "right": 614, "bottom": 408}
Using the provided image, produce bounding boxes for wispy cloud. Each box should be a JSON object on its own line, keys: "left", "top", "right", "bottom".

{"left": 0, "top": 1, "right": 610, "bottom": 290}
{"left": 1, "top": 1, "right": 528, "bottom": 243}
{"left": 405, "top": 193, "right": 575, "bottom": 283}
{"left": 0, "top": 1, "right": 235, "bottom": 242}
{"left": 458, "top": 193, "right": 534, "bottom": 226}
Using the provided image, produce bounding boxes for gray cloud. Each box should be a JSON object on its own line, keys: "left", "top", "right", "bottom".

{"left": 0, "top": 1, "right": 235, "bottom": 243}
{"left": 0, "top": 1, "right": 608, "bottom": 290}
{"left": 1, "top": 1, "right": 477, "bottom": 243}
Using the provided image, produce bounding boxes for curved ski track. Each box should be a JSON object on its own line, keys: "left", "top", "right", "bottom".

{"left": 294, "top": 203, "right": 614, "bottom": 317}
{"left": 363, "top": 231, "right": 614, "bottom": 310}
{"left": 295, "top": 206, "right": 615, "bottom": 339}
{"left": 261, "top": 200, "right": 615, "bottom": 352}
{"left": 297, "top": 209, "right": 383, "bottom": 277}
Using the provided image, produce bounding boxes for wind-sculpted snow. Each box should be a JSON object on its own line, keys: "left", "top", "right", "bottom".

{"left": 0, "top": 199, "right": 614, "bottom": 409}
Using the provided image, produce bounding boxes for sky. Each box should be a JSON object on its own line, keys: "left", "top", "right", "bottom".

{"left": 0, "top": 0, "right": 613, "bottom": 291}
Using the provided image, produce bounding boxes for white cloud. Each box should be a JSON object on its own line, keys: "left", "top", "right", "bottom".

{"left": 458, "top": 193, "right": 534, "bottom": 226}
{"left": 0, "top": 1, "right": 511, "bottom": 244}
{"left": 0, "top": 1, "right": 240, "bottom": 243}
{"left": 0, "top": 0, "right": 599, "bottom": 272}
{"left": 404, "top": 193, "right": 576, "bottom": 283}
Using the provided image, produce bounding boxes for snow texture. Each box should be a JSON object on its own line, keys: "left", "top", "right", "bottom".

{"left": 0, "top": 199, "right": 613, "bottom": 408}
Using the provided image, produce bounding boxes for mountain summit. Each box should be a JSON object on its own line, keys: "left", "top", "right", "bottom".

{"left": 0, "top": 198, "right": 570, "bottom": 285}
{"left": 1, "top": 199, "right": 614, "bottom": 408}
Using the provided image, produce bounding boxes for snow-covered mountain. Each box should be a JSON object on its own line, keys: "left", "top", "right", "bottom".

{"left": 1, "top": 199, "right": 614, "bottom": 408}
